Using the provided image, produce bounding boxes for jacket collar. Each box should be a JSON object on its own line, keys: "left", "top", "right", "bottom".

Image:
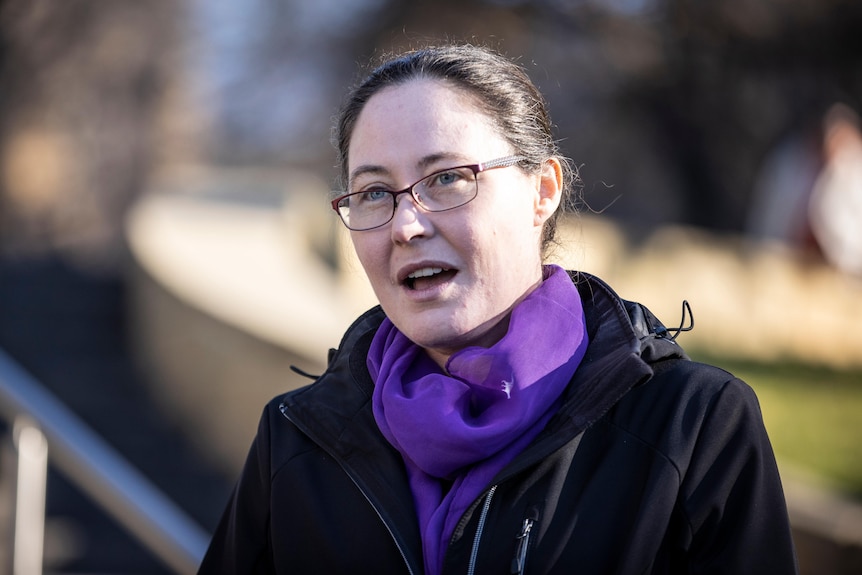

{"left": 285, "top": 272, "right": 688, "bottom": 464}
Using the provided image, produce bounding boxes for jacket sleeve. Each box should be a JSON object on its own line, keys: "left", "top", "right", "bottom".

{"left": 197, "top": 405, "right": 275, "bottom": 574}
{"left": 680, "top": 376, "right": 798, "bottom": 574}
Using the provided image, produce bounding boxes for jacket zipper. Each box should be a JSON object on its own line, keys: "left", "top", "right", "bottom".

{"left": 350, "top": 476, "right": 415, "bottom": 575}
{"left": 467, "top": 485, "right": 497, "bottom": 575}
{"left": 511, "top": 516, "right": 534, "bottom": 575}
{"left": 279, "top": 403, "right": 415, "bottom": 575}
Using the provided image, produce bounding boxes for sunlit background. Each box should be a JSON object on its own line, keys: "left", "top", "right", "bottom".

{"left": 0, "top": 0, "right": 860, "bottom": 573}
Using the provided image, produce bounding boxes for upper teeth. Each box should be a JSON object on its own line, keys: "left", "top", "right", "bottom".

{"left": 407, "top": 267, "right": 444, "bottom": 279}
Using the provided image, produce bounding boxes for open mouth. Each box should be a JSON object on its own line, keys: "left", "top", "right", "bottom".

{"left": 404, "top": 267, "right": 456, "bottom": 290}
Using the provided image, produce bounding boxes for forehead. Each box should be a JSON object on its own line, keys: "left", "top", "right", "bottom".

{"left": 348, "top": 79, "right": 507, "bottom": 174}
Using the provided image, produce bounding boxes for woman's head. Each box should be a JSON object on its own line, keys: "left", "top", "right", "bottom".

{"left": 333, "top": 45, "right": 574, "bottom": 366}
{"left": 334, "top": 44, "right": 576, "bottom": 250}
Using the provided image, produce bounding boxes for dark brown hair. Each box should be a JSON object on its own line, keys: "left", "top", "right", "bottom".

{"left": 333, "top": 44, "right": 579, "bottom": 249}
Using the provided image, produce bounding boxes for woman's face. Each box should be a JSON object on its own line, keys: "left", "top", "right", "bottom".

{"left": 348, "top": 79, "right": 561, "bottom": 367}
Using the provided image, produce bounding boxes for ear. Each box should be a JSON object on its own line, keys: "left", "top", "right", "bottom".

{"left": 534, "top": 157, "right": 564, "bottom": 226}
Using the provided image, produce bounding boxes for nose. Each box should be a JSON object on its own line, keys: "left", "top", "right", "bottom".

{"left": 390, "top": 192, "right": 432, "bottom": 243}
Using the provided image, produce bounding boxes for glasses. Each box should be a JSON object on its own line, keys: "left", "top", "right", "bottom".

{"left": 331, "top": 155, "right": 526, "bottom": 231}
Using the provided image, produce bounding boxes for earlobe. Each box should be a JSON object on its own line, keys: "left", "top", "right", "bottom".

{"left": 534, "top": 158, "right": 564, "bottom": 226}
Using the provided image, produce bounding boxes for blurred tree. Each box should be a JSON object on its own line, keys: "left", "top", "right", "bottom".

{"left": 612, "top": 0, "right": 862, "bottom": 232}
{"left": 0, "top": 0, "right": 181, "bottom": 269}
{"left": 2, "top": 0, "right": 860, "bottom": 259}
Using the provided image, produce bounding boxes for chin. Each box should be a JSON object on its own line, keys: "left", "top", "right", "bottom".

{"left": 388, "top": 302, "right": 500, "bottom": 353}
{"left": 409, "top": 319, "right": 496, "bottom": 354}
{"left": 402, "top": 325, "right": 463, "bottom": 351}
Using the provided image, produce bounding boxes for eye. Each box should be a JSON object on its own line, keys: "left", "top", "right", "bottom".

{"left": 353, "top": 188, "right": 391, "bottom": 205}
{"left": 429, "top": 168, "right": 469, "bottom": 188}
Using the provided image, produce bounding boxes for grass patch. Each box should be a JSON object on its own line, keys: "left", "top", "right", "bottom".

{"left": 689, "top": 354, "right": 862, "bottom": 498}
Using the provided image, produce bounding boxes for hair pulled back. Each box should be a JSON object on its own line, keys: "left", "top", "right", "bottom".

{"left": 334, "top": 44, "right": 578, "bottom": 249}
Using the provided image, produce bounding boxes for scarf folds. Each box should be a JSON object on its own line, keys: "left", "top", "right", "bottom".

{"left": 368, "top": 265, "right": 589, "bottom": 575}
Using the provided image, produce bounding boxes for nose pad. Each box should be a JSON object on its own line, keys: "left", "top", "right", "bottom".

{"left": 392, "top": 191, "right": 421, "bottom": 217}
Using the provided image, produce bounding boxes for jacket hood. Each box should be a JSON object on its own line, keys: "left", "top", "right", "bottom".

{"left": 563, "top": 271, "right": 689, "bottom": 416}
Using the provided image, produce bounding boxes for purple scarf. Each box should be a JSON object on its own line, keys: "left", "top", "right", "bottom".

{"left": 368, "top": 265, "right": 589, "bottom": 575}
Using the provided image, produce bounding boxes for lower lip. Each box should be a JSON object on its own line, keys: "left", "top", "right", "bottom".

{"left": 402, "top": 271, "right": 457, "bottom": 302}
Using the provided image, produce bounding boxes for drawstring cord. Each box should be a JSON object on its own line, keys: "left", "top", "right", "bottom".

{"left": 655, "top": 300, "right": 694, "bottom": 342}
{"left": 667, "top": 300, "right": 694, "bottom": 341}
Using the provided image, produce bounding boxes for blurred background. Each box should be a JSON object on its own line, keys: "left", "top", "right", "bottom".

{"left": 0, "top": 0, "right": 861, "bottom": 573}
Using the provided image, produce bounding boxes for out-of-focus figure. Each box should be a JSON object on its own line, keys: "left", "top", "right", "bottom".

{"left": 746, "top": 127, "right": 821, "bottom": 248}
{"left": 808, "top": 103, "right": 862, "bottom": 276}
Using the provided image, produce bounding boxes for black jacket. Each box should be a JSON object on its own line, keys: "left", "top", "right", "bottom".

{"left": 199, "top": 272, "right": 798, "bottom": 574}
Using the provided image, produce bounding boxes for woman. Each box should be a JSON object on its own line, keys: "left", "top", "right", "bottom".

{"left": 199, "top": 44, "right": 798, "bottom": 574}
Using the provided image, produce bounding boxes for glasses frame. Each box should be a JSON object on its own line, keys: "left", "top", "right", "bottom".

{"left": 331, "top": 155, "right": 526, "bottom": 231}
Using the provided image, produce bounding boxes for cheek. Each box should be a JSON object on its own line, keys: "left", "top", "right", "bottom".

{"left": 464, "top": 218, "right": 526, "bottom": 280}
{"left": 350, "top": 233, "right": 388, "bottom": 284}
{"left": 486, "top": 197, "right": 539, "bottom": 248}
{"left": 483, "top": 207, "right": 543, "bottom": 276}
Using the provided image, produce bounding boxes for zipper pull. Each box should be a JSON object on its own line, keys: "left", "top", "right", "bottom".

{"left": 510, "top": 517, "right": 534, "bottom": 574}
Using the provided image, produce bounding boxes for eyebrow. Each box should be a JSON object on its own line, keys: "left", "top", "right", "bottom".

{"left": 348, "top": 152, "right": 469, "bottom": 186}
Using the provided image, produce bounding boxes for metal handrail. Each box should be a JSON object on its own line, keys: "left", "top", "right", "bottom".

{"left": 0, "top": 347, "right": 210, "bottom": 574}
